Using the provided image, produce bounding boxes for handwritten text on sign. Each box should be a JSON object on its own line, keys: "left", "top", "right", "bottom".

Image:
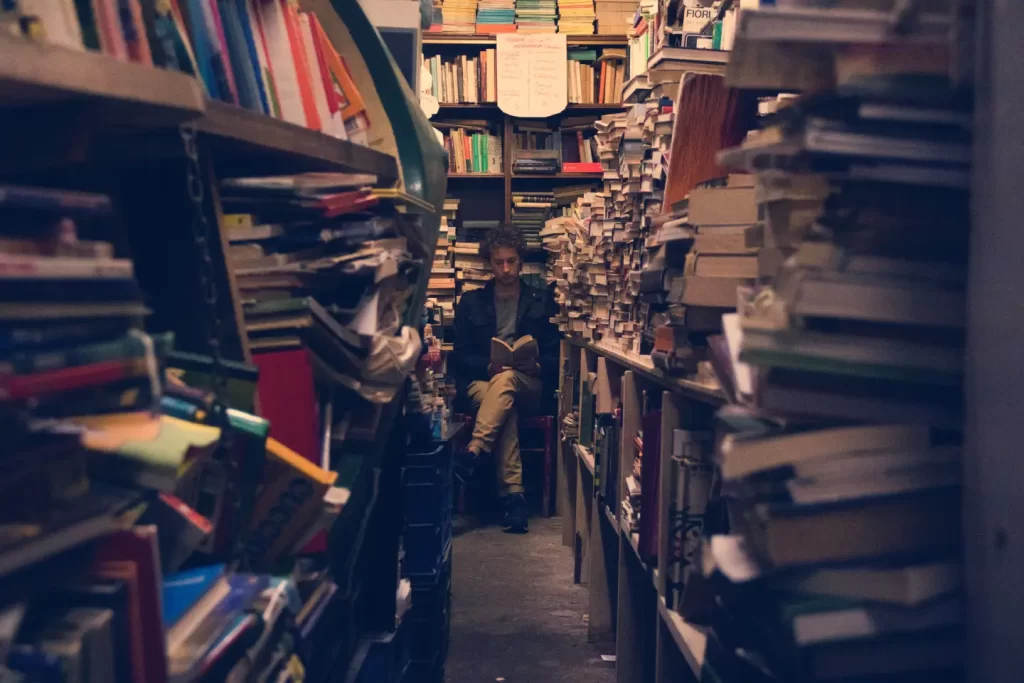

{"left": 496, "top": 34, "right": 568, "bottom": 118}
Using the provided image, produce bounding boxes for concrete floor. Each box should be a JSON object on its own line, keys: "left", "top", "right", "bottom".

{"left": 445, "top": 516, "right": 617, "bottom": 683}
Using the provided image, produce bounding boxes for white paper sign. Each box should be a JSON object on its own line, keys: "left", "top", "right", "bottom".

{"left": 496, "top": 34, "right": 568, "bottom": 118}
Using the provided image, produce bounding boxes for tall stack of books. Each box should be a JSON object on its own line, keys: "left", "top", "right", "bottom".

{"left": 515, "top": 0, "right": 558, "bottom": 33}
{"left": 440, "top": 0, "right": 480, "bottom": 33}
{"left": 0, "top": 183, "right": 347, "bottom": 680}
{"left": 221, "top": 172, "right": 423, "bottom": 400}
{"left": 511, "top": 192, "right": 555, "bottom": 252}
{"left": 691, "top": 5, "right": 969, "bottom": 682}
{"left": 428, "top": 210, "right": 457, "bottom": 317}
{"left": 476, "top": 0, "right": 517, "bottom": 32}
{"left": 557, "top": 0, "right": 596, "bottom": 35}
{"left": 424, "top": 51, "right": 498, "bottom": 104}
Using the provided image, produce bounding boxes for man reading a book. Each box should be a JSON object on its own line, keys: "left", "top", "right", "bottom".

{"left": 453, "top": 224, "right": 559, "bottom": 533}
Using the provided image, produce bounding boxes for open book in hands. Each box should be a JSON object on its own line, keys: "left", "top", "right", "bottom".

{"left": 491, "top": 335, "right": 539, "bottom": 374}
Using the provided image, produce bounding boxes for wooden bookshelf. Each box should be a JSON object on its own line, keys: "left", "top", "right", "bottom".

{"left": 0, "top": 34, "right": 204, "bottom": 126}
{"left": 423, "top": 34, "right": 628, "bottom": 47}
{"left": 197, "top": 100, "right": 400, "bottom": 180}
{"left": 657, "top": 596, "right": 707, "bottom": 678}
{"left": 448, "top": 173, "right": 504, "bottom": 178}
{"left": 570, "top": 339, "right": 726, "bottom": 405}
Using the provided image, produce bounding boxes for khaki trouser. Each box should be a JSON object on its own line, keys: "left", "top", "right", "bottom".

{"left": 466, "top": 369, "right": 542, "bottom": 496}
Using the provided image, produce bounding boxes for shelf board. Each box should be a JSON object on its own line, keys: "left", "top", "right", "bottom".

{"left": 448, "top": 173, "right": 504, "bottom": 178}
{"left": 195, "top": 100, "right": 399, "bottom": 180}
{"left": 572, "top": 339, "right": 725, "bottom": 405}
{"left": 602, "top": 502, "right": 619, "bottom": 533}
{"left": 434, "top": 103, "right": 625, "bottom": 114}
{"left": 658, "top": 595, "right": 708, "bottom": 678}
{"left": 424, "top": 34, "right": 628, "bottom": 47}
{"left": 575, "top": 443, "right": 596, "bottom": 476}
{"left": 513, "top": 173, "right": 603, "bottom": 180}
{"left": 0, "top": 34, "right": 204, "bottom": 127}
{"left": 622, "top": 524, "right": 648, "bottom": 573}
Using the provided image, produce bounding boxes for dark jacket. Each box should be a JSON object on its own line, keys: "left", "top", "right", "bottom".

{"left": 452, "top": 279, "right": 560, "bottom": 398}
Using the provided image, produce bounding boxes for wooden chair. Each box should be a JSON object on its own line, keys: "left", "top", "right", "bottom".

{"left": 454, "top": 413, "right": 557, "bottom": 517}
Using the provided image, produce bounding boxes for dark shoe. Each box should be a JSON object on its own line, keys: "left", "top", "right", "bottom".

{"left": 454, "top": 448, "right": 481, "bottom": 484}
{"left": 502, "top": 493, "right": 529, "bottom": 533}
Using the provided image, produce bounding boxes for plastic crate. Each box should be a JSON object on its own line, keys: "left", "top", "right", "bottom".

{"left": 403, "top": 526, "right": 452, "bottom": 581}
{"left": 402, "top": 444, "right": 453, "bottom": 526}
{"left": 409, "top": 557, "right": 451, "bottom": 622}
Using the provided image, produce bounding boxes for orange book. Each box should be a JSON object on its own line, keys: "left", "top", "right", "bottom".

{"left": 281, "top": 0, "right": 321, "bottom": 130}
{"left": 305, "top": 12, "right": 344, "bottom": 138}
{"left": 314, "top": 19, "right": 369, "bottom": 128}
{"left": 598, "top": 61, "right": 608, "bottom": 104}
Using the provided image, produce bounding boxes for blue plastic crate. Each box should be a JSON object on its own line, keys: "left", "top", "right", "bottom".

{"left": 403, "top": 526, "right": 452, "bottom": 581}
{"left": 409, "top": 557, "right": 451, "bottom": 622}
{"left": 403, "top": 444, "right": 454, "bottom": 526}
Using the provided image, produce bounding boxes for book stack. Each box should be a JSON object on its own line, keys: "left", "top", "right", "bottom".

{"left": 692, "top": 6, "right": 969, "bottom": 681}
{"left": 452, "top": 240, "right": 491, "bottom": 295}
{"left": 428, "top": 0, "right": 444, "bottom": 31}
{"left": 428, "top": 212, "right": 456, "bottom": 316}
{"left": 557, "top": 0, "right": 596, "bottom": 35}
{"left": 440, "top": 0, "right": 480, "bottom": 33}
{"left": 440, "top": 125, "right": 503, "bottom": 173}
{"left": 0, "top": 184, "right": 342, "bottom": 680}
{"left": 595, "top": 0, "right": 636, "bottom": 35}
{"left": 645, "top": 174, "right": 761, "bottom": 375}
{"left": 221, "top": 172, "right": 423, "bottom": 400}
{"left": 424, "top": 50, "right": 498, "bottom": 103}
{"left": 515, "top": 0, "right": 558, "bottom": 33}
{"left": 511, "top": 192, "right": 556, "bottom": 252}
{"left": 513, "top": 119, "right": 561, "bottom": 173}
{"left": 476, "top": 0, "right": 517, "bottom": 32}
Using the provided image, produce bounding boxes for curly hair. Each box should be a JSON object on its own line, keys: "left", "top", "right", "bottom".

{"left": 480, "top": 223, "right": 526, "bottom": 261}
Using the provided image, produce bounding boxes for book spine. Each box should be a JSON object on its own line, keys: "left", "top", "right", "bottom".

{"left": 0, "top": 255, "right": 133, "bottom": 280}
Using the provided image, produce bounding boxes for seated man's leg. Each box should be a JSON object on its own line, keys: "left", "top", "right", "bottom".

{"left": 495, "top": 407, "right": 523, "bottom": 497}
{"left": 467, "top": 369, "right": 539, "bottom": 457}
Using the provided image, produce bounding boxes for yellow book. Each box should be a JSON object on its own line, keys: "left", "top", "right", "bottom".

{"left": 245, "top": 437, "right": 337, "bottom": 565}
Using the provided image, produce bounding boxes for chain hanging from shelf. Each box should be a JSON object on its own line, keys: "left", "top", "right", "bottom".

{"left": 180, "top": 123, "right": 245, "bottom": 567}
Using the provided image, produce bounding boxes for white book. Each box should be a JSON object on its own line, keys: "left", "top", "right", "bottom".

{"left": 246, "top": 0, "right": 279, "bottom": 117}
{"left": 257, "top": 0, "right": 307, "bottom": 126}
{"left": 792, "top": 597, "right": 961, "bottom": 646}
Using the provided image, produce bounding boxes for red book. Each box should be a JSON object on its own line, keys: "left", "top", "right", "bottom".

{"left": 562, "top": 162, "right": 602, "bottom": 173}
{"left": 0, "top": 358, "right": 147, "bottom": 401}
{"left": 253, "top": 349, "right": 319, "bottom": 465}
{"left": 91, "top": 526, "right": 168, "bottom": 683}
{"left": 306, "top": 12, "right": 342, "bottom": 135}
{"left": 281, "top": 0, "right": 322, "bottom": 130}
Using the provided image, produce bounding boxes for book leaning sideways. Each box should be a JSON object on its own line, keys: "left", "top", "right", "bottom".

{"left": 490, "top": 335, "right": 539, "bottom": 373}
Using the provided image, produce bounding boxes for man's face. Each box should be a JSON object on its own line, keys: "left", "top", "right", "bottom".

{"left": 489, "top": 246, "right": 522, "bottom": 286}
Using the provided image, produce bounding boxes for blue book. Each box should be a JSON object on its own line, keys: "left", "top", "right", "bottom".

{"left": 162, "top": 564, "right": 227, "bottom": 628}
{"left": 232, "top": 0, "right": 271, "bottom": 114}
{"left": 218, "top": 0, "right": 264, "bottom": 112}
